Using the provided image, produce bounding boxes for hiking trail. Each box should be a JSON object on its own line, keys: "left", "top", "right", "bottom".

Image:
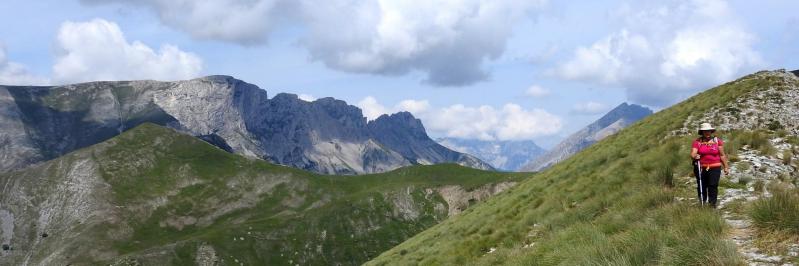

{"left": 718, "top": 139, "right": 798, "bottom": 266}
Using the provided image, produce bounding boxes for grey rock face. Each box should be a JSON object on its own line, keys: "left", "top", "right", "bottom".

{"left": 436, "top": 138, "right": 546, "bottom": 171}
{"left": 673, "top": 70, "right": 799, "bottom": 136}
{"left": 520, "top": 103, "right": 652, "bottom": 172}
{"left": 0, "top": 76, "right": 489, "bottom": 174}
{"left": 369, "top": 112, "right": 494, "bottom": 170}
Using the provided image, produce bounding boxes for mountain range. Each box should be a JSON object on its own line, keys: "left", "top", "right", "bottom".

{"left": 0, "top": 123, "right": 522, "bottom": 265}
{"left": 436, "top": 138, "right": 546, "bottom": 171}
{"left": 3, "top": 70, "right": 797, "bottom": 265}
{"left": 0, "top": 76, "right": 491, "bottom": 175}
{"left": 520, "top": 102, "right": 652, "bottom": 172}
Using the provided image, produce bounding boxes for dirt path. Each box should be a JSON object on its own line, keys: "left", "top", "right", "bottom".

{"left": 717, "top": 144, "right": 797, "bottom": 266}
{"left": 720, "top": 192, "right": 784, "bottom": 265}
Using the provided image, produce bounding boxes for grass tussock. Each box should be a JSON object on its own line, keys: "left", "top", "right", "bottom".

{"left": 731, "top": 130, "right": 776, "bottom": 156}
{"left": 749, "top": 186, "right": 799, "bottom": 234}
{"left": 751, "top": 228, "right": 799, "bottom": 258}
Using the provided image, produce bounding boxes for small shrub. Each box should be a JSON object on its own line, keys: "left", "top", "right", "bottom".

{"left": 749, "top": 188, "right": 799, "bottom": 234}
{"left": 737, "top": 176, "right": 752, "bottom": 186}
{"left": 746, "top": 131, "right": 770, "bottom": 151}
{"left": 753, "top": 180, "right": 765, "bottom": 194}
{"left": 659, "top": 166, "right": 674, "bottom": 188}
{"left": 759, "top": 142, "right": 777, "bottom": 156}
{"left": 777, "top": 173, "right": 789, "bottom": 182}
{"left": 787, "top": 136, "right": 799, "bottom": 146}
{"left": 722, "top": 198, "right": 748, "bottom": 215}
{"left": 720, "top": 178, "right": 746, "bottom": 189}
{"left": 767, "top": 120, "right": 783, "bottom": 131}
{"left": 737, "top": 162, "right": 751, "bottom": 172}
{"left": 783, "top": 150, "right": 793, "bottom": 165}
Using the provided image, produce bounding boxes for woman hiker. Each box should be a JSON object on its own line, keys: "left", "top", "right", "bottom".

{"left": 690, "top": 123, "right": 730, "bottom": 208}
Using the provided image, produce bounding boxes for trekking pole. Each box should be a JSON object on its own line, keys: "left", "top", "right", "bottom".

{"left": 696, "top": 160, "right": 703, "bottom": 206}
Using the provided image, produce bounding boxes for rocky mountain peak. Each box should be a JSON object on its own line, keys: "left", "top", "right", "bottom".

{"left": 198, "top": 74, "right": 237, "bottom": 82}
{"left": 370, "top": 112, "right": 427, "bottom": 139}
{"left": 520, "top": 102, "right": 652, "bottom": 172}
{"left": 594, "top": 102, "right": 652, "bottom": 129}
{"left": 270, "top": 92, "right": 299, "bottom": 102}
{"left": 0, "top": 77, "right": 490, "bottom": 174}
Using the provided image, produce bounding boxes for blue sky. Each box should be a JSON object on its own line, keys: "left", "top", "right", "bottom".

{"left": 1, "top": 0, "right": 797, "bottom": 148}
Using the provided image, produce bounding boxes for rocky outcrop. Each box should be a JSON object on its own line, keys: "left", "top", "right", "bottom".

{"left": 674, "top": 70, "right": 799, "bottom": 136}
{"left": 437, "top": 138, "right": 546, "bottom": 171}
{"left": 434, "top": 182, "right": 517, "bottom": 216}
{"left": 0, "top": 76, "right": 490, "bottom": 174}
{"left": 369, "top": 112, "right": 493, "bottom": 170}
{"left": 520, "top": 103, "right": 652, "bottom": 172}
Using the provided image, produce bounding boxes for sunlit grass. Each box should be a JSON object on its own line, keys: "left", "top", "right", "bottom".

{"left": 367, "top": 71, "right": 798, "bottom": 265}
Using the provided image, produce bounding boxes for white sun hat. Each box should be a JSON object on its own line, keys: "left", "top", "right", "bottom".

{"left": 698, "top": 122, "right": 715, "bottom": 134}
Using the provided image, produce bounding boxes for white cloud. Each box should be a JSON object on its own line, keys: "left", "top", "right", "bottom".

{"left": 571, "top": 101, "right": 608, "bottom": 115}
{"left": 81, "top": 0, "right": 288, "bottom": 44}
{"left": 525, "top": 85, "right": 550, "bottom": 98}
{"left": 300, "top": 0, "right": 546, "bottom": 86}
{"left": 396, "top": 99, "right": 431, "bottom": 114}
{"left": 83, "top": 0, "right": 546, "bottom": 86}
{"left": 52, "top": 19, "right": 203, "bottom": 84}
{"left": 0, "top": 44, "right": 49, "bottom": 85}
{"left": 552, "top": 0, "right": 763, "bottom": 107}
{"left": 298, "top": 93, "right": 316, "bottom": 102}
{"left": 357, "top": 96, "right": 562, "bottom": 141}
{"left": 357, "top": 96, "right": 391, "bottom": 121}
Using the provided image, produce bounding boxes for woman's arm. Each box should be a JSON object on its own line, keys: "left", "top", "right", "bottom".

{"left": 719, "top": 146, "right": 730, "bottom": 174}
{"left": 690, "top": 148, "right": 700, "bottom": 160}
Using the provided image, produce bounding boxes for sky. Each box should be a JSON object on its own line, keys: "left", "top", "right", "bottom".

{"left": 1, "top": 0, "right": 797, "bottom": 148}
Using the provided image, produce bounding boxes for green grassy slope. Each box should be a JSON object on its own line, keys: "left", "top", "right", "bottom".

{"left": 367, "top": 71, "right": 799, "bottom": 265}
{"left": 0, "top": 123, "right": 528, "bottom": 265}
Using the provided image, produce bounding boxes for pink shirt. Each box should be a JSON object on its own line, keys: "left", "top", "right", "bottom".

{"left": 692, "top": 138, "right": 723, "bottom": 165}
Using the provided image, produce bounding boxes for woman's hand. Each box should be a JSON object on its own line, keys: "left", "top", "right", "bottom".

{"left": 724, "top": 167, "right": 730, "bottom": 175}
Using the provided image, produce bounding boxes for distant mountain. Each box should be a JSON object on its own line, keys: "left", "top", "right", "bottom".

{"left": 0, "top": 123, "right": 520, "bottom": 265}
{"left": 519, "top": 102, "right": 652, "bottom": 172}
{"left": 0, "top": 76, "right": 491, "bottom": 174}
{"left": 437, "top": 138, "right": 546, "bottom": 171}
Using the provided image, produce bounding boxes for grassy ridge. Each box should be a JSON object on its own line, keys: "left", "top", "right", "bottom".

{"left": 367, "top": 72, "right": 797, "bottom": 265}
{"left": 52, "top": 123, "right": 529, "bottom": 265}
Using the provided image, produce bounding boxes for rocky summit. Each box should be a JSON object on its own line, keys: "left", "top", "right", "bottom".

{"left": 0, "top": 76, "right": 491, "bottom": 174}
{"left": 520, "top": 102, "right": 652, "bottom": 172}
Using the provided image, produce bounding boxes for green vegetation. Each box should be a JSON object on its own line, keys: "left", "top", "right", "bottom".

{"left": 734, "top": 130, "right": 776, "bottom": 156}
{"left": 368, "top": 71, "right": 799, "bottom": 265}
{"left": 738, "top": 175, "right": 752, "bottom": 186}
{"left": 750, "top": 186, "right": 799, "bottom": 234}
{"left": 107, "top": 124, "right": 529, "bottom": 265}
{"left": 2, "top": 123, "right": 529, "bottom": 265}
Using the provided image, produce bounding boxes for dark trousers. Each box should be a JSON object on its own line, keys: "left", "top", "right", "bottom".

{"left": 693, "top": 163, "right": 721, "bottom": 206}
